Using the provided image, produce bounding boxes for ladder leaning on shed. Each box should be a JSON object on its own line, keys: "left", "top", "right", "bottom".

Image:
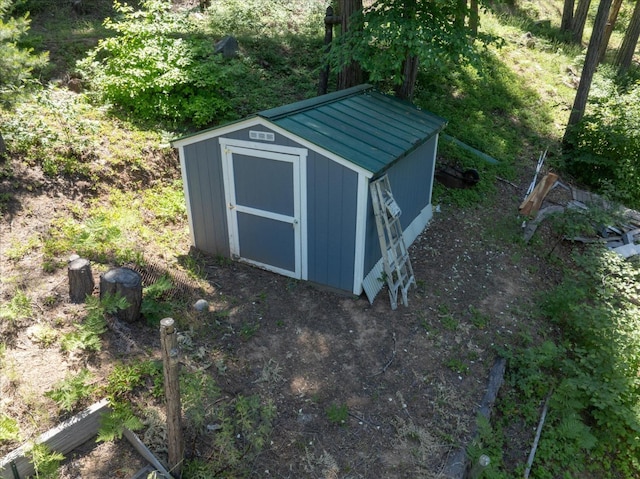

{"left": 370, "top": 175, "right": 416, "bottom": 309}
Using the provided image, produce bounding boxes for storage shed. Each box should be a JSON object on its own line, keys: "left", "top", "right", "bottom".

{"left": 172, "top": 84, "right": 447, "bottom": 302}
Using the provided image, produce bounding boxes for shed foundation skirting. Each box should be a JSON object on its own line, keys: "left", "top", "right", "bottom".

{"left": 362, "top": 203, "right": 433, "bottom": 302}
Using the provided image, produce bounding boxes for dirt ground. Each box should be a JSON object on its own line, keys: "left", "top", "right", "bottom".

{"left": 0, "top": 136, "right": 570, "bottom": 478}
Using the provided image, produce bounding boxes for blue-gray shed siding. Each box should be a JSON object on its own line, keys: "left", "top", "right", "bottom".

{"left": 184, "top": 124, "right": 358, "bottom": 292}
{"left": 363, "top": 137, "right": 437, "bottom": 274}
{"left": 183, "top": 139, "right": 229, "bottom": 257}
{"left": 306, "top": 151, "right": 357, "bottom": 292}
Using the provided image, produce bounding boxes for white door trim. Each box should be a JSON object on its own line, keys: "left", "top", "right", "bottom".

{"left": 220, "top": 138, "right": 307, "bottom": 280}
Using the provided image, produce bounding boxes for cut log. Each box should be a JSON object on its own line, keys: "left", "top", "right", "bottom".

{"left": 100, "top": 267, "right": 142, "bottom": 322}
{"left": 519, "top": 173, "right": 559, "bottom": 217}
{"left": 68, "top": 258, "right": 95, "bottom": 303}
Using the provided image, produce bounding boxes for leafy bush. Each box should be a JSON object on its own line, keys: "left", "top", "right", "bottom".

{"left": 539, "top": 247, "right": 640, "bottom": 477}
{"left": 497, "top": 239, "right": 640, "bottom": 478}
{"left": 0, "top": 0, "right": 48, "bottom": 107}
{"left": 206, "top": 0, "right": 324, "bottom": 37}
{"left": 564, "top": 76, "right": 640, "bottom": 209}
{"left": 2, "top": 87, "right": 100, "bottom": 178}
{"left": 77, "top": 0, "right": 241, "bottom": 127}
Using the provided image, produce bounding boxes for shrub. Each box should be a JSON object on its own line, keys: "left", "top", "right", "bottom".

{"left": 564, "top": 76, "right": 640, "bottom": 209}
{"left": 206, "top": 0, "right": 324, "bottom": 37}
{"left": 0, "top": 0, "right": 48, "bottom": 107}
{"left": 540, "top": 247, "right": 640, "bottom": 476}
{"left": 77, "top": 0, "right": 241, "bottom": 127}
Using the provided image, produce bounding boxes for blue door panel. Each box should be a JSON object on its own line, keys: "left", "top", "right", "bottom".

{"left": 236, "top": 212, "right": 295, "bottom": 272}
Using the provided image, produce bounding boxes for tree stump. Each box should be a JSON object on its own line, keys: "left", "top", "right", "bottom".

{"left": 68, "top": 258, "right": 94, "bottom": 303}
{"left": 99, "top": 267, "right": 142, "bottom": 322}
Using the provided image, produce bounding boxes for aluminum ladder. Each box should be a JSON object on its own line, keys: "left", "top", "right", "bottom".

{"left": 370, "top": 174, "right": 415, "bottom": 310}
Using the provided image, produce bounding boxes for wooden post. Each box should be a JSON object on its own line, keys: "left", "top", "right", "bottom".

{"left": 99, "top": 267, "right": 142, "bottom": 322}
{"left": 160, "top": 318, "right": 183, "bottom": 478}
{"left": 68, "top": 258, "right": 94, "bottom": 303}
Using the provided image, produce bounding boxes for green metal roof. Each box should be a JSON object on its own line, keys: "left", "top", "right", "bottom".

{"left": 259, "top": 84, "right": 447, "bottom": 175}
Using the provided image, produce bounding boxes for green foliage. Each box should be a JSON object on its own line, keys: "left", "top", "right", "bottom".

{"left": 549, "top": 201, "right": 626, "bottom": 240}
{"left": 499, "top": 245, "right": 640, "bottom": 477}
{"left": 104, "top": 360, "right": 161, "bottom": 401}
{"left": 564, "top": 76, "right": 640, "bottom": 209}
{"left": 179, "top": 368, "right": 275, "bottom": 475}
{"left": 141, "top": 181, "right": 186, "bottom": 225}
{"left": 96, "top": 402, "right": 144, "bottom": 442}
{"left": 141, "top": 275, "right": 174, "bottom": 326}
{"left": 239, "top": 321, "right": 260, "bottom": 340}
{"left": 26, "top": 442, "right": 64, "bottom": 479}
{"left": 329, "top": 0, "right": 500, "bottom": 90}
{"left": 97, "top": 360, "right": 161, "bottom": 441}
{"left": 77, "top": 0, "right": 239, "bottom": 127}
{"left": 539, "top": 247, "right": 640, "bottom": 476}
{"left": 45, "top": 369, "right": 94, "bottom": 412}
{"left": 469, "top": 305, "right": 490, "bottom": 329}
{"left": 1, "top": 87, "right": 99, "bottom": 177}
{"left": 0, "top": 413, "right": 20, "bottom": 442}
{"left": 206, "top": 0, "right": 324, "bottom": 37}
{"left": 0, "top": 0, "right": 48, "bottom": 107}
{"left": 0, "top": 289, "right": 32, "bottom": 326}
{"left": 445, "top": 357, "right": 469, "bottom": 375}
{"left": 180, "top": 369, "right": 221, "bottom": 431}
{"left": 29, "top": 324, "right": 58, "bottom": 348}
{"left": 325, "top": 403, "right": 349, "bottom": 426}
{"left": 61, "top": 294, "right": 125, "bottom": 352}
{"left": 43, "top": 208, "right": 140, "bottom": 270}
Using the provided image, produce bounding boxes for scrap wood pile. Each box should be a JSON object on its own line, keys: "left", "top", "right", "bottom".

{"left": 519, "top": 151, "right": 640, "bottom": 259}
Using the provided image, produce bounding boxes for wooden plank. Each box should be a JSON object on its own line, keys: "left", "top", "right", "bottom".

{"left": 519, "top": 173, "right": 559, "bottom": 217}
{"left": 0, "top": 399, "right": 110, "bottom": 479}
{"left": 123, "top": 429, "right": 173, "bottom": 479}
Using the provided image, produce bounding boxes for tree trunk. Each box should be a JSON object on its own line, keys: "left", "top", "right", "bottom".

{"left": 318, "top": 6, "right": 339, "bottom": 95}
{"left": 454, "top": 0, "right": 467, "bottom": 30}
{"left": 395, "top": 54, "right": 420, "bottom": 100}
{"left": 572, "top": 0, "right": 592, "bottom": 44}
{"left": 99, "top": 267, "right": 142, "bottom": 322}
{"left": 561, "top": 0, "right": 576, "bottom": 32}
{"left": 470, "top": 0, "right": 479, "bottom": 37}
{"left": 615, "top": 0, "right": 640, "bottom": 72}
{"left": 68, "top": 258, "right": 94, "bottom": 303}
{"left": 598, "top": 0, "right": 624, "bottom": 63}
{"left": 337, "top": 0, "right": 363, "bottom": 90}
{"left": 564, "top": 0, "right": 614, "bottom": 144}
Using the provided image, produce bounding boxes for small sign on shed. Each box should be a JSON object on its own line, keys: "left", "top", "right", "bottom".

{"left": 172, "top": 85, "right": 447, "bottom": 302}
